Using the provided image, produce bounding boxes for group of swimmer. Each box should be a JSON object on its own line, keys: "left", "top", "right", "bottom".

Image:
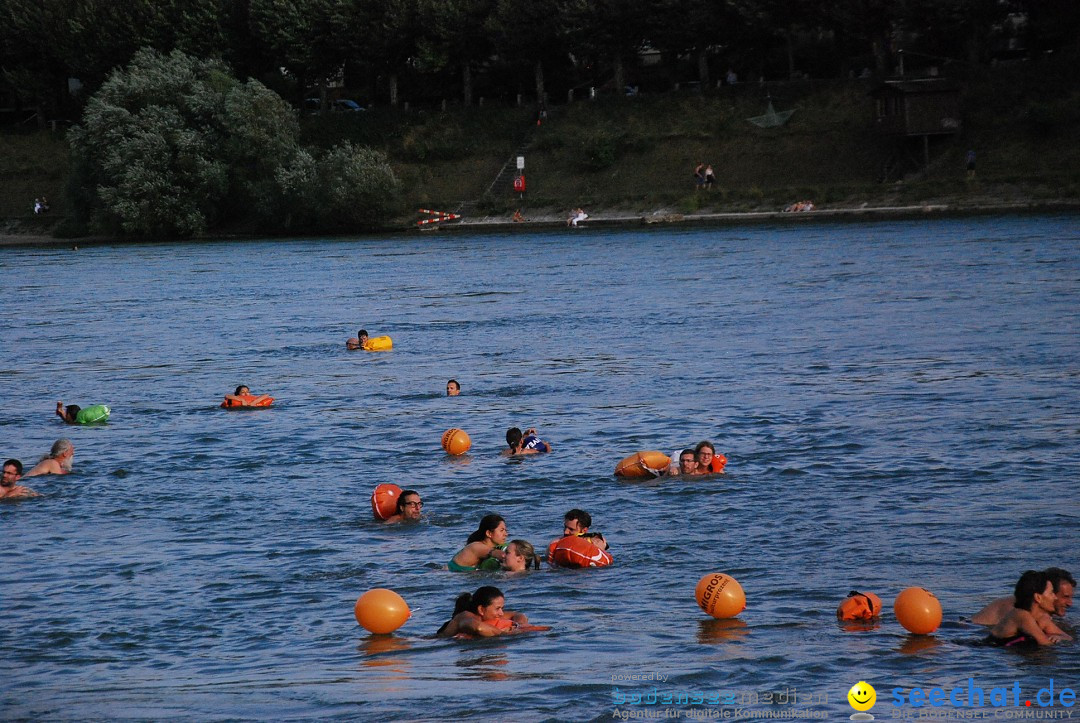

{"left": 8, "top": 329, "right": 1073, "bottom": 650}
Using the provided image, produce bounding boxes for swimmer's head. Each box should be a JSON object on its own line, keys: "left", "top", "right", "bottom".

{"left": 446, "top": 379, "right": 460, "bottom": 396}
{"left": 505, "top": 427, "right": 522, "bottom": 448}
{"left": 1014, "top": 570, "right": 1053, "bottom": 612}
{"left": 563, "top": 508, "right": 592, "bottom": 536}
{"left": 235, "top": 385, "right": 249, "bottom": 396}
{"left": 396, "top": 490, "right": 423, "bottom": 521}
{"left": 456, "top": 586, "right": 505, "bottom": 621}
{"left": 1046, "top": 567, "right": 1075, "bottom": 615}
{"left": 358, "top": 329, "right": 368, "bottom": 341}
{"left": 678, "top": 448, "right": 697, "bottom": 474}
{"left": 2, "top": 459, "right": 22, "bottom": 486}
{"left": 503, "top": 540, "right": 539, "bottom": 571}
{"left": 695, "top": 440, "right": 715, "bottom": 467}
{"left": 467, "top": 514, "right": 506, "bottom": 545}
{"left": 65, "top": 404, "right": 81, "bottom": 421}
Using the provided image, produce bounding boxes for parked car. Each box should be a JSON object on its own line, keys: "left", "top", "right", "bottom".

{"left": 303, "top": 98, "right": 365, "bottom": 114}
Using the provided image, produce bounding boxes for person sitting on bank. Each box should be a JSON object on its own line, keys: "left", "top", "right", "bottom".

{"left": 25, "top": 439, "right": 74, "bottom": 477}
{"left": 446, "top": 379, "right": 461, "bottom": 396}
{"left": 567, "top": 208, "right": 588, "bottom": 227}
{"left": 973, "top": 567, "right": 1074, "bottom": 628}
{"left": 502, "top": 427, "right": 552, "bottom": 456}
{"left": 223, "top": 385, "right": 272, "bottom": 406}
{"left": 1, "top": 459, "right": 41, "bottom": 499}
{"left": 383, "top": 490, "right": 423, "bottom": 524}
{"left": 985, "top": 570, "right": 1070, "bottom": 647}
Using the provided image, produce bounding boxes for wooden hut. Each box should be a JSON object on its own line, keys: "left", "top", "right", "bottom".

{"left": 870, "top": 78, "right": 961, "bottom": 168}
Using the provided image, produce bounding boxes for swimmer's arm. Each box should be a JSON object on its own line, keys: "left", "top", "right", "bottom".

{"left": 487, "top": 546, "right": 507, "bottom": 562}
{"left": 250, "top": 394, "right": 272, "bottom": 403}
{"left": 458, "top": 616, "right": 506, "bottom": 637}
{"left": 539, "top": 440, "right": 552, "bottom": 452}
{"left": 25, "top": 460, "right": 58, "bottom": 477}
{"left": 1039, "top": 615, "right": 1071, "bottom": 640}
{"left": 1018, "top": 611, "right": 1058, "bottom": 645}
{"left": 505, "top": 610, "right": 528, "bottom": 624}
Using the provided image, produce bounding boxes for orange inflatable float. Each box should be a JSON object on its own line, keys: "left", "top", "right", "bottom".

{"left": 836, "top": 590, "right": 883, "bottom": 621}
{"left": 547, "top": 535, "right": 613, "bottom": 568}
{"left": 221, "top": 394, "right": 274, "bottom": 409}
{"left": 441, "top": 428, "right": 471, "bottom": 455}
{"left": 706, "top": 454, "right": 728, "bottom": 473}
{"left": 354, "top": 588, "right": 410, "bottom": 633}
{"left": 614, "top": 450, "right": 670, "bottom": 478}
{"left": 894, "top": 587, "right": 942, "bottom": 634}
{"left": 371, "top": 484, "right": 402, "bottom": 520}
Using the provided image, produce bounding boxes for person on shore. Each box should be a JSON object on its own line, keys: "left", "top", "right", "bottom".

{"left": 223, "top": 385, "right": 272, "bottom": 406}
{"left": 436, "top": 586, "right": 532, "bottom": 636}
{"left": 446, "top": 379, "right": 461, "bottom": 396}
{"left": 502, "top": 427, "right": 551, "bottom": 456}
{"left": 665, "top": 448, "right": 698, "bottom": 476}
{"left": 694, "top": 162, "right": 705, "bottom": 188}
{"left": 966, "top": 150, "right": 976, "bottom": 180}
{"left": 973, "top": 567, "right": 1074, "bottom": 627}
{"left": 1, "top": 459, "right": 40, "bottom": 499}
{"left": 703, "top": 165, "right": 716, "bottom": 189}
{"left": 567, "top": 208, "right": 588, "bottom": 227}
{"left": 25, "top": 439, "right": 74, "bottom": 477}
{"left": 449, "top": 514, "right": 508, "bottom": 571}
{"left": 985, "top": 570, "right": 1070, "bottom": 647}
{"left": 512, "top": 209, "right": 525, "bottom": 223}
{"left": 502, "top": 539, "right": 541, "bottom": 572}
{"left": 383, "top": 490, "right": 423, "bottom": 524}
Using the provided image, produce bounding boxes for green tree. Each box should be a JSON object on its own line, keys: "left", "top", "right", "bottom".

{"left": 69, "top": 48, "right": 299, "bottom": 236}
{"left": 352, "top": 0, "right": 421, "bottom": 107}
{"left": 559, "top": 0, "right": 650, "bottom": 93}
{"left": 486, "top": 0, "right": 563, "bottom": 102}
{"left": 416, "top": 0, "right": 496, "bottom": 106}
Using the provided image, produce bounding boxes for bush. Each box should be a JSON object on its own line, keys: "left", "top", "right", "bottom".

{"left": 576, "top": 125, "right": 628, "bottom": 172}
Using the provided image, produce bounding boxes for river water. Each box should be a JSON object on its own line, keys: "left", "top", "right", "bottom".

{"left": 2, "top": 215, "right": 1078, "bottom": 721}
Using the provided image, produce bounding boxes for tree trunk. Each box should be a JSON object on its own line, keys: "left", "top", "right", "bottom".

{"left": 534, "top": 60, "right": 545, "bottom": 103}
{"left": 462, "top": 63, "right": 472, "bottom": 106}
{"left": 389, "top": 73, "right": 399, "bottom": 107}
{"left": 786, "top": 29, "right": 795, "bottom": 79}
{"left": 697, "top": 48, "right": 710, "bottom": 86}
{"left": 612, "top": 54, "right": 624, "bottom": 95}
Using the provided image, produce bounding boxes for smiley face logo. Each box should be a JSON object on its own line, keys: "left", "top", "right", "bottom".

{"left": 847, "top": 681, "right": 876, "bottom": 711}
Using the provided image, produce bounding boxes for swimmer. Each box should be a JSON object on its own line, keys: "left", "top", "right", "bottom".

{"left": 223, "top": 385, "right": 272, "bottom": 406}
{"left": 346, "top": 329, "right": 369, "bottom": 350}
{"left": 55, "top": 401, "right": 82, "bottom": 424}
{"left": 501, "top": 427, "right": 552, "bottom": 456}
{"left": 25, "top": 439, "right": 74, "bottom": 477}
{"left": 435, "top": 585, "right": 532, "bottom": 637}
{"left": 552, "top": 508, "right": 608, "bottom": 551}
{"left": 691, "top": 440, "right": 722, "bottom": 475}
{"left": 986, "top": 570, "right": 1069, "bottom": 647}
{"left": 665, "top": 448, "right": 698, "bottom": 476}
{"left": 383, "top": 490, "right": 423, "bottom": 524}
{"left": 973, "top": 567, "right": 1074, "bottom": 627}
{"left": 502, "top": 540, "right": 541, "bottom": 572}
{"left": 449, "top": 514, "right": 508, "bottom": 571}
{"left": 1, "top": 459, "right": 40, "bottom": 499}
{"left": 446, "top": 379, "right": 460, "bottom": 396}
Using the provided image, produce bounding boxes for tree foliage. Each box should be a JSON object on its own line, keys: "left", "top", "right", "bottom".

{"left": 69, "top": 48, "right": 398, "bottom": 237}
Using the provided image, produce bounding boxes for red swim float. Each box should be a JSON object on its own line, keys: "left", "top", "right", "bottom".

{"left": 221, "top": 394, "right": 274, "bottom": 409}
{"left": 371, "top": 484, "right": 402, "bottom": 520}
{"left": 547, "top": 535, "right": 613, "bottom": 568}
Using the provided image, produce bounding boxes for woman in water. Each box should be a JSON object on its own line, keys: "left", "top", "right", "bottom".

{"left": 436, "top": 586, "right": 534, "bottom": 637}
{"left": 501, "top": 540, "right": 541, "bottom": 572}
{"left": 986, "top": 570, "right": 1070, "bottom": 647}
{"left": 448, "top": 514, "right": 508, "bottom": 571}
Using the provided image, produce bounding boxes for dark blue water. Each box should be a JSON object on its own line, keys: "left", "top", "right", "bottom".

{"left": 2, "top": 215, "right": 1078, "bottom": 721}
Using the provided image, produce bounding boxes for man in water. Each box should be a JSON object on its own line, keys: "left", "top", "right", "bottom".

{"left": 972, "top": 567, "right": 1075, "bottom": 627}
{"left": 665, "top": 448, "right": 698, "bottom": 476}
{"left": 346, "top": 329, "right": 369, "bottom": 350}
{"left": 502, "top": 427, "right": 551, "bottom": 455}
{"left": 548, "top": 509, "right": 609, "bottom": 562}
{"left": 1, "top": 459, "right": 40, "bottom": 499}
{"left": 26, "top": 439, "right": 74, "bottom": 477}
{"left": 446, "top": 379, "right": 460, "bottom": 396}
{"left": 384, "top": 490, "right": 423, "bottom": 524}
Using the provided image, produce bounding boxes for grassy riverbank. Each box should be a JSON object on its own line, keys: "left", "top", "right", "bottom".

{"left": 3, "top": 59, "right": 1078, "bottom": 238}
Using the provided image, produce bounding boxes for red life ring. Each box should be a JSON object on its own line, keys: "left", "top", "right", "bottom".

{"left": 221, "top": 394, "right": 274, "bottom": 409}
{"left": 547, "top": 535, "right": 613, "bottom": 568}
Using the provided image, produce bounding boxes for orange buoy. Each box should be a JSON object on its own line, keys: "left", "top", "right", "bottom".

{"left": 614, "top": 450, "right": 670, "bottom": 478}
{"left": 837, "top": 590, "right": 883, "bottom": 621}
{"left": 441, "top": 428, "right": 471, "bottom": 455}
{"left": 548, "top": 535, "right": 613, "bottom": 568}
{"left": 695, "top": 573, "right": 746, "bottom": 619}
{"left": 709, "top": 454, "right": 728, "bottom": 473}
{"left": 894, "top": 587, "right": 942, "bottom": 634}
{"left": 370, "top": 484, "right": 402, "bottom": 520}
{"left": 354, "top": 588, "right": 411, "bottom": 634}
